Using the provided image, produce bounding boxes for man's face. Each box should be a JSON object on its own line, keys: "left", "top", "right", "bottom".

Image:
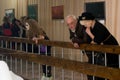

{"left": 66, "top": 17, "right": 77, "bottom": 31}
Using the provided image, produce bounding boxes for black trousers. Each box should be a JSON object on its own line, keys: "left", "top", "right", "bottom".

{"left": 33, "top": 45, "right": 52, "bottom": 77}
{"left": 86, "top": 51, "right": 105, "bottom": 80}
{"left": 85, "top": 51, "right": 119, "bottom": 80}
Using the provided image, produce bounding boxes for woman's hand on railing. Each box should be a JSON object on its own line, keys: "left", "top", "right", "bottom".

{"left": 32, "top": 37, "right": 38, "bottom": 44}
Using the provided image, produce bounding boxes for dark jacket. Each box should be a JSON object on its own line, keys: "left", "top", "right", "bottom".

{"left": 69, "top": 21, "right": 88, "bottom": 44}
{"left": 2, "top": 23, "right": 13, "bottom": 36}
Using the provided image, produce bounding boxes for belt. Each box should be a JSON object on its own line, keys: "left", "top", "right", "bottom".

{"left": 101, "top": 34, "right": 111, "bottom": 45}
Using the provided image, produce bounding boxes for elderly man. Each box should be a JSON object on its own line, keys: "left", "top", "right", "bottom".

{"left": 65, "top": 15, "right": 88, "bottom": 47}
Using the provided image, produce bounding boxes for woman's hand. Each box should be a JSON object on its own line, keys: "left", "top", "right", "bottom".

{"left": 85, "top": 27, "right": 91, "bottom": 35}
{"left": 32, "top": 37, "right": 38, "bottom": 44}
{"left": 90, "top": 40, "right": 97, "bottom": 44}
{"left": 86, "top": 28, "right": 94, "bottom": 40}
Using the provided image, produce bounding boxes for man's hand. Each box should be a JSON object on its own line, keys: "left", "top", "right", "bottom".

{"left": 73, "top": 43, "right": 79, "bottom": 48}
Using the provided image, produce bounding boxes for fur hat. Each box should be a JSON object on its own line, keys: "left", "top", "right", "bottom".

{"left": 79, "top": 12, "right": 95, "bottom": 21}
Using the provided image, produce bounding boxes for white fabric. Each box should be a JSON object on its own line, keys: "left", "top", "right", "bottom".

{"left": 0, "top": 61, "right": 13, "bottom": 80}
{"left": 10, "top": 71, "right": 23, "bottom": 80}
{"left": 0, "top": 61, "right": 23, "bottom": 80}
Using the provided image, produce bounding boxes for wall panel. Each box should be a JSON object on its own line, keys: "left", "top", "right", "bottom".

{"left": 17, "top": 0, "right": 27, "bottom": 19}
{"left": 0, "top": 0, "right": 17, "bottom": 24}
{"left": 1, "top": 0, "right": 119, "bottom": 44}
{"left": 0, "top": 0, "right": 85, "bottom": 41}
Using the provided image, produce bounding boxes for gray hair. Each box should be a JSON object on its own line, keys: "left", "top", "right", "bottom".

{"left": 65, "top": 15, "right": 77, "bottom": 21}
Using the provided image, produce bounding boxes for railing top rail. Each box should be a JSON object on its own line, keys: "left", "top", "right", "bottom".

{"left": 0, "top": 48, "right": 120, "bottom": 80}
{"left": 0, "top": 36, "right": 120, "bottom": 54}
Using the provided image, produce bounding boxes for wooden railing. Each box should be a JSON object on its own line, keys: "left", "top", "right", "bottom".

{"left": 0, "top": 36, "right": 120, "bottom": 80}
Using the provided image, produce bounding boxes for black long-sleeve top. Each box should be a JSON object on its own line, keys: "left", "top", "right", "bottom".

{"left": 88, "top": 20, "right": 119, "bottom": 45}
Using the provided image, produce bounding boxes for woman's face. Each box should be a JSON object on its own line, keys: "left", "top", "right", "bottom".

{"left": 25, "top": 22, "right": 30, "bottom": 30}
{"left": 80, "top": 20, "right": 93, "bottom": 28}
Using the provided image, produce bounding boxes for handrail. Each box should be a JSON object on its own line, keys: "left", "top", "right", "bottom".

{"left": 0, "top": 36, "right": 120, "bottom": 54}
{"left": 0, "top": 36, "right": 120, "bottom": 80}
{"left": 0, "top": 48, "right": 120, "bottom": 80}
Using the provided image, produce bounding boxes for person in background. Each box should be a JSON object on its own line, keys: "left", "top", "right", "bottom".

{"left": 12, "top": 18, "right": 20, "bottom": 37}
{"left": 12, "top": 18, "right": 26, "bottom": 38}
{"left": 25, "top": 19, "right": 52, "bottom": 80}
{"left": 79, "top": 12, "right": 119, "bottom": 80}
{"left": 11, "top": 18, "right": 26, "bottom": 49}
{"left": 19, "top": 16, "right": 29, "bottom": 51}
{"left": 2, "top": 16, "right": 13, "bottom": 48}
{"left": 2, "top": 16, "right": 13, "bottom": 37}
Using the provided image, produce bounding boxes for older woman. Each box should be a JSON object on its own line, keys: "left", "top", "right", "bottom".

{"left": 79, "top": 12, "right": 119, "bottom": 80}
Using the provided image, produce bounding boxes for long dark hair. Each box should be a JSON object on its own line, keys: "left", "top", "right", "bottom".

{"left": 25, "top": 19, "right": 46, "bottom": 39}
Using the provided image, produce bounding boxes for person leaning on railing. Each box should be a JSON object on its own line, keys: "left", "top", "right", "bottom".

{"left": 65, "top": 15, "right": 88, "bottom": 47}
{"left": 65, "top": 14, "right": 93, "bottom": 80}
{"left": 79, "top": 12, "right": 119, "bottom": 80}
{"left": 24, "top": 18, "right": 52, "bottom": 80}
